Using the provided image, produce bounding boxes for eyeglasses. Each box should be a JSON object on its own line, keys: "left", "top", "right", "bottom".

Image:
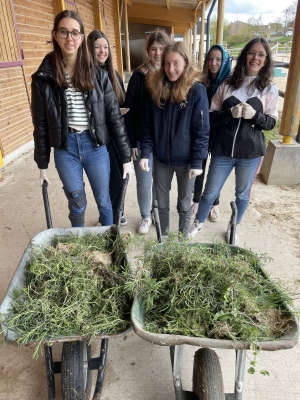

{"left": 247, "top": 51, "right": 267, "bottom": 58}
{"left": 57, "top": 28, "right": 82, "bottom": 40}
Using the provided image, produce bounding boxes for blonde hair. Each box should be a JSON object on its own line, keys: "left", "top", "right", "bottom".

{"left": 146, "top": 41, "right": 203, "bottom": 107}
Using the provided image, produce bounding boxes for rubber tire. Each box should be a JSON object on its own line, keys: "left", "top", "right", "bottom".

{"left": 192, "top": 348, "right": 225, "bottom": 400}
{"left": 61, "top": 341, "right": 92, "bottom": 400}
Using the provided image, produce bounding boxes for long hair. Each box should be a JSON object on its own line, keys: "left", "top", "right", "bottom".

{"left": 147, "top": 41, "right": 203, "bottom": 107}
{"left": 52, "top": 10, "right": 94, "bottom": 91}
{"left": 202, "top": 45, "right": 222, "bottom": 88}
{"left": 139, "top": 28, "right": 170, "bottom": 70}
{"left": 87, "top": 30, "right": 125, "bottom": 104}
{"left": 225, "top": 37, "right": 274, "bottom": 92}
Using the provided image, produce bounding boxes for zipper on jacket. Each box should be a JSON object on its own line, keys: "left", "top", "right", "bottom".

{"left": 200, "top": 110, "right": 203, "bottom": 129}
{"left": 81, "top": 92, "right": 95, "bottom": 145}
{"left": 231, "top": 118, "right": 241, "bottom": 158}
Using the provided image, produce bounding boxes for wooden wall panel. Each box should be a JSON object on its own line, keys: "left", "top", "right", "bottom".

{"left": 13, "top": 0, "right": 54, "bottom": 98}
{"left": 0, "top": 68, "right": 32, "bottom": 157}
{"left": 74, "top": 0, "right": 94, "bottom": 34}
{"left": 104, "top": 1, "right": 119, "bottom": 70}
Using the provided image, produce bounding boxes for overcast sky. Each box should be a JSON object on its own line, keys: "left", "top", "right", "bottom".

{"left": 214, "top": 0, "right": 294, "bottom": 24}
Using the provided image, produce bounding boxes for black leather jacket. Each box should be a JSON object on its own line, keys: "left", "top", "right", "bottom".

{"left": 31, "top": 53, "right": 132, "bottom": 169}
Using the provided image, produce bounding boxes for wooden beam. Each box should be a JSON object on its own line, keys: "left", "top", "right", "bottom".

{"left": 92, "top": 0, "right": 102, "bottom": 31}
{"left": 128, "top": 4, "right": 200, "bottom": 24}
{"left": 126, "top": 0, "right": 132, "bottom": 5}
{"left": 128, "top": 17, "right": 191, "bottom": 30}
{"left": 166, "top": 0, "right": 171, "bottom": 11}
{"left": 112, "top": 0, "right": 124, "bottom": 79}
{"left": 123, "top": 0, "right": 131, "bottom": 73}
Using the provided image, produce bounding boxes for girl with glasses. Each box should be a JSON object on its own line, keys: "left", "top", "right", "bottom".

{"left": 189, "top": 38, "right": 278, "bottom": 244}
{"left": 31, "top": 10, "right": 132, "bottom": 227}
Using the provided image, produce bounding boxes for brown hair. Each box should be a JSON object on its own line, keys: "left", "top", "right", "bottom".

{"left": 52, "top": 10, "right": 94, "bottom": 91}
{"left": 87, "top": 30, "right": 125, "bottom": 104}
{"left": 225, "top": 37, "right": 274, "bottom": 92}
{"left": 139, "top": 28, "right": 170, "bottom": 70}
{"left": 147, "top": 41, "right": 203, "bottom": 107}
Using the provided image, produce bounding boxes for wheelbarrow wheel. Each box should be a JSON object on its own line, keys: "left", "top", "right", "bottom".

{"left": 192, "top": 348, "right": 224, "bottom": 400}
{"left": 61, "top": 340, "right": 92, "bottom": 400}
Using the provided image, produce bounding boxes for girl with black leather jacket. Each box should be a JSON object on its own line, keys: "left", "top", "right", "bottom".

{"left": 31, "top": 10, "right": 132, "bottom": 227}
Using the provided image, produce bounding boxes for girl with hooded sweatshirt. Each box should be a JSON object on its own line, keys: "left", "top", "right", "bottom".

{"left": 139, "top": 41, "right": 210, "bottom": 238}
{"left": 191, "top": 45, "right": 232, "bottom": 222}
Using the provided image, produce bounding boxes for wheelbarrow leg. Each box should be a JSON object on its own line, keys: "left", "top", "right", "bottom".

{"left": 44, "top": 344, "right": 56, "bottom": 400}
{"left": 92, "top": 338, "right": 109, "bottom": 400}
{"left": 234, "top": 349, "right": 246, "bottom": 400}
{"left": 170, "top": 345, "right": 185, "bottom": 400}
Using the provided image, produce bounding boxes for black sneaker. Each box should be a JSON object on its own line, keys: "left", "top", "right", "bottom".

{"left": 121, "top": 217, "right": 128, "bottom": 226}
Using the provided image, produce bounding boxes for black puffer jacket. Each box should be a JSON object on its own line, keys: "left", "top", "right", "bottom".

{"left": 31, "top": 53, "right": 132, "bottom": 169}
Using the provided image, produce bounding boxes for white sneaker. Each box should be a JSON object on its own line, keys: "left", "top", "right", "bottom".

{"left": 226, "top": 221, "right": 238, "bottom": 245}
{"left": 209, "top": 205, "right": 220, "bottom": 222}
{"left": 188, "top": 219, "right": 204, "bottom": 238}
{"left": 138, "top": 217, "right": 152, "bottom": 234}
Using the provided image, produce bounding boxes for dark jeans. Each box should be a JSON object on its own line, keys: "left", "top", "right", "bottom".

{"left": 154, "top": 159, "right": 195, "bottom": 238}
{"left": 107, "top": 141, "right": 124, "bottom": 225}
{"left": 193, "top": 157, "right": 220, "bottom": 206}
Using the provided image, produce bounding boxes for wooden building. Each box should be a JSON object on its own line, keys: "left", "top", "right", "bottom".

{"left": 0, "top": 0, "right": 216, "bottom": 167}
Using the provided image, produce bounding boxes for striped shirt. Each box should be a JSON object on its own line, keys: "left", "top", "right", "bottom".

{"left": 65, "top": 73, "right": 89, "bottom": 131}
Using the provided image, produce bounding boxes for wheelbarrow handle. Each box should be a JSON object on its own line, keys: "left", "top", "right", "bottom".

{"left": 117, "top": 173, "right": 129, "bottom": 231}
{"left": 229, "top": 201, "right": 237, "bottom": 245}
{"left": 42, "top": 180, "right": 53, "bottom": 229}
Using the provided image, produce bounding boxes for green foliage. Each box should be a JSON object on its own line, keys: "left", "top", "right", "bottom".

{"left": 263, "top": 121, "right": 281, "bottom": 146}
{"left": 1, "top": 232, "right": 133, "bottom": 357}
{"left": 129, "top": 234, "right": 296, "bottom": 345}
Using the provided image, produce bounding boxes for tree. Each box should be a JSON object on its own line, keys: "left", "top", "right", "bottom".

{"left": 282, "top": 0, "right": 297, "bottom": 31}
{"left": 270, "top": 18, "right": 283, "bottom": 34}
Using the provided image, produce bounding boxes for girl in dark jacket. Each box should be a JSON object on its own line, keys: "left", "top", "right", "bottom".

{"left": 140, "top": 41, "right": 210, "bottom": 238}
{"left": 189, "top": 38, "right": 278, "bottom": 244}
{"left": 124, "top": 28, "right": 170, "bottom": 234}
{"left": 191, "top": 45, "right": 232, "bottom": 222}
{"left": 87, "top": 30, "right": 129, "bottom": 226}
{"left": 31, "top": 10, "right": 132, "bottom": 227}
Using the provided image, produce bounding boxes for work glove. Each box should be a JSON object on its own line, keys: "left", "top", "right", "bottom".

{"left": 132, "top": 148, "right": 138, "bottom": 161}
{"left": 191, "top": 202, "right": 199, "bottom": 216}
{"left": 189, "top": 169, "right": 203, "bottom": 179}
{"left": 139, "top": 158, "right": 150, "bottom": 171}
{"left": 242, "top": 103, "right": 256, "bottom": 119}
{"left": 123, "top": 162, "right": 133, "bottom": 184}
{"left": 231, "top": 103, "right": 243, "bottom": 118}
{"left": 39, "top": 169, "right": 51, "bottom": 186}
{"left": 120, "top": 107, "right": 129, "bottom": 115}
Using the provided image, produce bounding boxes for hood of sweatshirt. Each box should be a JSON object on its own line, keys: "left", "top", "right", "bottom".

{"left": 212, "top": 44, "right": 232, "bottom": 95}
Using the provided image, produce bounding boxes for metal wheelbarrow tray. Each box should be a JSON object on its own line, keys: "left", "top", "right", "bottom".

{"left": 130, "top": 241, "right": 299, "bottom": 400}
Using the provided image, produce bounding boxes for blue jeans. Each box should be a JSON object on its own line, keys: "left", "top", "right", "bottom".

{"left": 195, "top": 155, "right": 262, "bottom": 224}
{"left": 133, "top": 141, "right": 154, "bottom": 218}
{"left": 154, "top": 159, "right": 195, "bottom": 238}
{"left": 54, "top": 131, "right": 112, "bottom": 227}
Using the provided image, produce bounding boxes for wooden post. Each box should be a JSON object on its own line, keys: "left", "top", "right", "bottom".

{"left": 279, "top": 0, "right": 300, "bottom": 143}
{"left": 92, "top": 0, "right": 102, "bottom": 31}
{"left": 113, "top": 0, "right": 124, "bottom": 80}
{"left": 53, "top": 0, "right": 65, "bottom": 15}
{"left": 193, "top": 22, "right": 197, "bottom": 63}
{"left": 123, "top": 0, "right": 131, "bottom": 73}
{"left": 216, "top": 0, "right": 225, "bottom": 44}
{"left": 199, "top": 4, "right": 205, "bottom": 69}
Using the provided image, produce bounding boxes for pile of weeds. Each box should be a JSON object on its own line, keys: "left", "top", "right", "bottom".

{"left": 1, "top": 232, "right": 132, "bottom": 356}
{"left": 128, "top": 234, "right": 295, "bottom": 343}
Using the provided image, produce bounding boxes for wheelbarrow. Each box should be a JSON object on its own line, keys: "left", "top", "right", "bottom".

{"left": 131, "top": 201, "right": 299, "bottom": 399}
{"left": 0, "top": 176, "right": 131, "bottom": 400}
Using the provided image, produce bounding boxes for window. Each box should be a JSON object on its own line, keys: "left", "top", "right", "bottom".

{"left": 0, "top": 0, "right": 23, "bottom": 68}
